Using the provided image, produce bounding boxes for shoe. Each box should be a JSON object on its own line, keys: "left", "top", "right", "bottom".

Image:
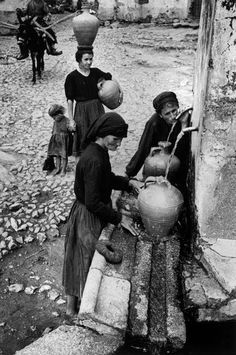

{"left": 16, "top": 53, "right": 29, "bottom": 60}
{"left": 49, "top": 48, "right": 62, "bottom": 56}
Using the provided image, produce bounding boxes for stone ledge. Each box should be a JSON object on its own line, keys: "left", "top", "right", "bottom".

{"left": 200, "top": 241, "right": 236, "bottom": 293}
{"left": 15, "top": 325, "right": 123, "bottom": 355}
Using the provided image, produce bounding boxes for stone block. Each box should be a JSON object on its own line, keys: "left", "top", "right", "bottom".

{"left": 183, "top": 258, "right": 228, "bottom": 309}
{"left": 129, "top": 240, "right": 152, "bottom": 339}
{"left": 200, "top": 246, "right": 236, "bottom": 293}
{"left": 95, "top": 275, "right": 130, "bottom": 331}
{"left": 166, "top": 237, "right": 186, "bottom": 349}
{"left": 15, "top": 325, "right": 123, "bottom": 355}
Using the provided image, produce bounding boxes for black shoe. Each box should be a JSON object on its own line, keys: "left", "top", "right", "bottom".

{"left": 49, "top": 49, "right": 63, "bottom": 56}
{"left": 16, "top": 53, "right": 29, "bottom": 60}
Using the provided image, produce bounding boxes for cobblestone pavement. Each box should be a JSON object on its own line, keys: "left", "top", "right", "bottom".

{"left": 0, "top": 16, "right": 197, "bottom": 354}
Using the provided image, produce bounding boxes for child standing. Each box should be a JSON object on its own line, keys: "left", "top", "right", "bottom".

{"left": 47, "top": 104, "right": 72, "bottom": 177}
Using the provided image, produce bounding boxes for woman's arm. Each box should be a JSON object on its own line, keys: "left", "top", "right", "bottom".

{"left": 125, "top": 117, "right": 156, "bottom": 177}
{"left": 67, "top": 100, "right": 76, "bottom": 130}
{"left": 84, "top": 161, "right": 122, "bottom": 225}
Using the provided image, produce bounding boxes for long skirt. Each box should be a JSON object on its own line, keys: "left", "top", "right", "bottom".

{"left": 73, "top": 98, "right": 105, "bottom": 156}
{"left": 62, "top": 200, "right": 104, "bottom": 299}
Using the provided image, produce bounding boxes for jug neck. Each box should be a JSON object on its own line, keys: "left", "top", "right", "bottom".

{"left": 158, "top": 141, "right": 171, "bottom": 153}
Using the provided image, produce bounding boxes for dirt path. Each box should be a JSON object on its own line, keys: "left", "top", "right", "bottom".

{"left": 0, "top": 15, "right": 197, "bottom": 354}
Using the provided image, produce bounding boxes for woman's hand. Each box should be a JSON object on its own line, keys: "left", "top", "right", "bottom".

{"left": 176, "top": 108, "right": 193, "bottom": 130}
{"left": 129, "top": 179, "right": 143, "bottom": 194}
{"left": 68, "top": 120, "right": 76, "bottom": 132}
{"left": 120, "top": 215, "right": 138, "bottom": 236}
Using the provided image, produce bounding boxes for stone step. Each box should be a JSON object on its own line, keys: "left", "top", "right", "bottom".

{"left": 129, "top": 233, "right": 186, "bottom": 353}
{"left": 182, "top": 257, "right": 231, "bottom": 321}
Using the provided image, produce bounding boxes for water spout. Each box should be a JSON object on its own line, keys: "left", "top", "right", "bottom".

{"left": 182, "top": 126, "right": 198, "bottom": 133}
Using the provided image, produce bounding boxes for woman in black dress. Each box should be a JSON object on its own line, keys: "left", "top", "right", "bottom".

{"left": 62, "top": 112, "right": 138, "bottom": 317}
{"left": 64, "top": 47, "right": 112, "bottom": 162}
{"left": 125, "top": 91, "right": 192, "bottom": 193}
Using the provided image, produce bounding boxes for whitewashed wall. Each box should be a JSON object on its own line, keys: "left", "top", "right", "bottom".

{"left": 98, "top": 0, "right": 191, "bottom": 21}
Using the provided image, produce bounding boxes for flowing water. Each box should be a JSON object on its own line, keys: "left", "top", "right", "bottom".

{"left": 165, "top": 130, "right": 184, "bottom": 180}
{"left": 166, "top": 121, "right": 178, "bottom": 142}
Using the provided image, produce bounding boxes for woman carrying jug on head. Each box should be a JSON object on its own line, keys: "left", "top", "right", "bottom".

{"left": 64, "top": 47, "right": 112, "bottom": 163}
{"left": 125, "top": 91, "right": 192, "bottom": 194}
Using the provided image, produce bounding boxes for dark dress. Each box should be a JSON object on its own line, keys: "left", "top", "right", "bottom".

{"left": 47, "top": 114, "right": 70, "bottom": 159}
{"left": 26, "top": 0, "right": 57, "bottom": 44}
{"left": 64, "top": 68, "right": 112, "bottom": 156}
{"left": 62, "top": 142, "right": 131, "bottom": 299}
{"left": 125, "top": 113, "right": 190, "bottom": 190}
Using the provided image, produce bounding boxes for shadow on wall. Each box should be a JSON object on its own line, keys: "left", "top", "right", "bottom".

{"left": 189, "top": 0, "right": 202, "bottom": 18}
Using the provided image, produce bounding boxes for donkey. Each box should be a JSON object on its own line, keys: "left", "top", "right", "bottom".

{"left": 18, "top": 23, "right": 46, "bottom": 84}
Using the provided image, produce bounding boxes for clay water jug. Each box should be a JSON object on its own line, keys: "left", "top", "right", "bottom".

{"left": 143, "top": 141, "right": 180, "bottom": 181}
{"left": 138, "top": 176, "right": 184, "bottom": 240}
{"left": 98, "top": 80, "right": 123, "bottom": 109}
{"left": 72, "top": 6, "right": 99, "bottom": 48}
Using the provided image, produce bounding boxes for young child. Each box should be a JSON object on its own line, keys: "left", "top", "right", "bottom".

{"left": 47, "top": 104, "right": 72, "bottom": 177}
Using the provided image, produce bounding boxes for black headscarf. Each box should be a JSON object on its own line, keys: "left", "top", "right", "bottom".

{"left": 82, "top": 112, "right": 128, "bottom": 149}
{"left": 153, "top": 91, "right": 179, "bottom": 113}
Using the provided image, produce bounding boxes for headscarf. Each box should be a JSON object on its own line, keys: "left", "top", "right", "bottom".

{"left": 153, "top": 91, "right": 179, "bottom": 113}
{"left": 82, "top": 112, "right": 128, "bottom": 149}
{"left": 48, "top": 104, "right": 65, "bottom": 117}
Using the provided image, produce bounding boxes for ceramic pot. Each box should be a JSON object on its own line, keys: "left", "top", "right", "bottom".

{"left": 98, "top": 79, "right": 123, "bottom": 109}
{"left": 72, "top": 8, "right": 99, "bottom": 47}
{"left": 138, "top": 176, "right": 184, "bottom": 240}
{"left": 143, "top": 141, "right": 180, "bottom": 181}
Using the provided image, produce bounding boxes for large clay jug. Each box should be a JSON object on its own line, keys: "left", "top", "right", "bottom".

{"left": 98, "top": 80, "right": 123, "bottom": 110}
{"left": 138, "top": 176, "right": 184, "bottom": 240}
{"left": 143, "top": 141, "right": 180, "bottom": 181}
{"left": 72, "top": 7, "right": 100, "bottom": 48}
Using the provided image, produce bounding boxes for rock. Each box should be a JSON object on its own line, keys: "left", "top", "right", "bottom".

{"left": 0, "top": 241, "right": 7, "bottom": 250}
{"left": 52, "top": 311, "right": 60, "bottom": 317}
{"left": 6, "top": 236, "right": 17, "bottom": 250}
{"left": 18, "top": 224, "right": 28, "bottom": 231}
{"left": 37, "top": 233, "right": 47, "bottom": 244}
{"left": 2, "top": 231, "right": 8, "bottom": 238}
{"left": 16, "top": 236, "right": 24, "bottom": 244}
{"left": 42, "top": 327, "right": 53, "bottom": 335}
{"left": 25, "top": 286, "right": 38, "bottom": 295}
{"left": 39, "top": 284, "right": 51, "bottom": 293}
{"left": 57, "top": 298, "right": 66, "bottom": 305}
{"left": 24, "top": 235, "right": 34, "bottom": 243}
{"left": 9, "top": 203, "right": 22, "bottom": 212}
{"left": 8, "top": 283, "right": 24, "bottom": 293}
{"left": 46, "top": 228, "right": 59, "bottom": 240}
{"left": 34, "top": 226, "right": 41, "bottom": 234}
{"left": 10, "top": 217, "right": 18, "bottom": 231}
{"left": 48, "top": 289, "right": 60, "bottom": 301}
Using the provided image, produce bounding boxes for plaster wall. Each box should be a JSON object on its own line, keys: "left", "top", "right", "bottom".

{"left": 193, "top": 0, "right": 236, "bottom": 238}
{"left": 0, "top": 0, "right": 27, "bottom": 12}
{"left": 98, "top": 0, "right": 191, "bottom": 22}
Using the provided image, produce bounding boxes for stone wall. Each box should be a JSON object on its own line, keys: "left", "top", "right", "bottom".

{"left": 192, "top": 0, "right": 236, "bottom": 237}
{"left": 98, "top": 0, "right": 192, "bottom": 22}
{"left": 188, "top": 0, "right": 236, "bottom": 310}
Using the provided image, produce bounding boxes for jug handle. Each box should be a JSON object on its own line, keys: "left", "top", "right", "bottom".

{"left": 97, "top": 78, "right": 106, "bottom": 90}
{"left": 144, "top": 176, "right": 171, "bottom": 189}
{"left": 149, "top": 146, "right": 162, "bottom": 156}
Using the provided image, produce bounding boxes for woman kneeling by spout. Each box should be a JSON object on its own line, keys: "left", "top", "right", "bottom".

{"left": 125, "top": 91, "right": 192, "bottom": 193}
{"left": 62, "top": 112, "right": 138, "bottom": 318}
